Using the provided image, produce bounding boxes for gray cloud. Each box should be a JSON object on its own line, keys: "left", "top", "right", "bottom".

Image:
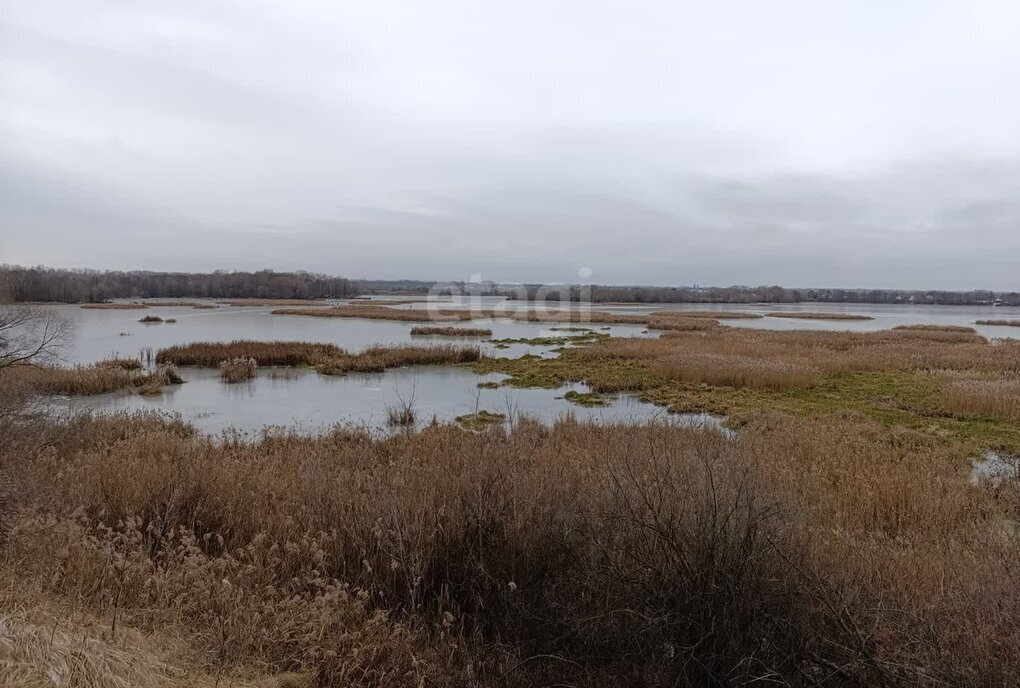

{"left": 2, "top": 1, "right": 1019, "bottom": 289}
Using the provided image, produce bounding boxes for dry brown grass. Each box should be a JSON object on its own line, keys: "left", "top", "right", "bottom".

{"left": 765, "top": 311, "right": 873, "bottom": 320}
{"left": 3, "top": 411, "right": 1017, "bottom": 686}
{"left": 219, "top": 357, "right": 257, "bottom": 383}
{"left": 655, "top": 352, "right": 819, "bottom": 390}
{"left": 942, "top": 374, "right": 1020, "bottom": 422}
{"left": 157, "top": 341, "right": 346, "bottom": 367}
{"left": 977, "top": 319, "right": 1020, "bottom": 327}
{"left": 409, "top": 326, "right": 492, "bottom": 336}
{"left": 559, "top": 327, "right": 1017, "bottom": 397}
{"left": 602, "top": 327, "right": 1011, "bottom": 373}
{"left": 11, "top": 363, "right": 183, "bottom": 396}
{"left": 80, "top": 303, "right": 148, "bottom": 310}
{"left": 317, "top": 344, "right": 481, "bottom": 375}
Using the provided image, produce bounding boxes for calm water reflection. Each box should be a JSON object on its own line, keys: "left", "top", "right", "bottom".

{"left": 64, "top": 365, "right": 717, "bottom": 436}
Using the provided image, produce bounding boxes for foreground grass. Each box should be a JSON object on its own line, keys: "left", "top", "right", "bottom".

{"left": 1, "top": 409, "right": 1017, "bottom": 686}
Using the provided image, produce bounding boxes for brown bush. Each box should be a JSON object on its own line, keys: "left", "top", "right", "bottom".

{"left": 219, "top": 357, "right": 257, "bottom": 383}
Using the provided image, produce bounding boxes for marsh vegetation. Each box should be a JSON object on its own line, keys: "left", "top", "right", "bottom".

{"left": 4, "top": 290, "right": 1020, "bottom": 687}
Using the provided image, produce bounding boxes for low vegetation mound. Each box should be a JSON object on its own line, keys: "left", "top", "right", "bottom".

{"left": 976, "top": 319, "right": 1020, "bottom": 327}
{"left": 156, "top": 341, "right": 345, "bottom": 367}
{"left": 765, "top": 311, "right": 873, "bottom": 320}
{"left": 455, "top": 410, "right": 506, "bottom": 429}
{"left": 138, "top": 315, "right": 164, "bottom": 323}
{"left": 409, "top": 326, "right": 492, "bottom": 336}
{"left": 894, "top": 323, "right": 977, "bottom": 333}
{"left": 561, "top": 390, "right": 608, "bottom": 406}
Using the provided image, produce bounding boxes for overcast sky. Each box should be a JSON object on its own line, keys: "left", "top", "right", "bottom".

{"left": 2, "top": 1, "right": 1018, "bottom": 289}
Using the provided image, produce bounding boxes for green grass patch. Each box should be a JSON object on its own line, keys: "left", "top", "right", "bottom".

{"left": 455, "top": 410, "right": 506, "bottom": 430}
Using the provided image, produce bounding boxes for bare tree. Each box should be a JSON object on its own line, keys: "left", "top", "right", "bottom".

{"left": 0, "top": 279, "right": 72, "bottom": 541}
{"left": 0, "top": 278, "right": 72, "bottom": 370}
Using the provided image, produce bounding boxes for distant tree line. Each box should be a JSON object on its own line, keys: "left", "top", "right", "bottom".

{"left": 2, "top": 266, "right": 358, "bottom": 302}
{"left": 4, "top": 265, "right": 1017, "bottom": 306}
{"left": 501, "top": 284, "right": 1020, "bottom": 306}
